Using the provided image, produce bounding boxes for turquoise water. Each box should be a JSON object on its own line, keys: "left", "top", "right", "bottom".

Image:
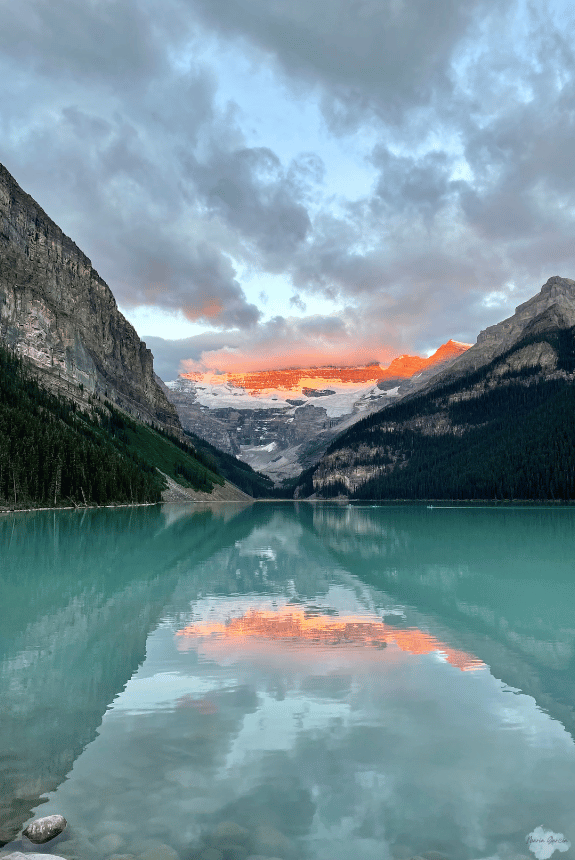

{"left": 1, "top": 502, "right": 574, "bottom": 860}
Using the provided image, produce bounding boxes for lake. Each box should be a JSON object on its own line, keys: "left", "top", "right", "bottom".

{"left": 1, "top": 502, "right": 574, "bottom": 860}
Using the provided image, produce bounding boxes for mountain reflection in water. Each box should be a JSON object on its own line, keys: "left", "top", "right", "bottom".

{"left": 1, "top": 502, "right": 574, "bottom": 860}
{"left": 176, "top": 608, "right": 485, "bottom": 671}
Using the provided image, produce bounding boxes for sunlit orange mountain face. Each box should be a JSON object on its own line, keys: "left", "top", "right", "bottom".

{"left": 176, "top": 607, "right": 485, "bottom": 673}
{"left": 180, "top": 364, "right": 387, "bottom": 392}
{"left": 179, "top": 340, "right": 470, "bottom": 393}
{"left": 376, "top": 339, "right": 470, "bottom": 383}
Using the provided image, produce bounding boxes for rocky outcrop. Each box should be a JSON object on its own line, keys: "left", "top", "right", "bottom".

{"left": 428, "top": 277, "right": 575, "bottom": 386}
{"left": 160, "top": 471, "right": 252, "bottom": 502}
{"left": 0, "top": 163, "right": 179, "bottom": 430}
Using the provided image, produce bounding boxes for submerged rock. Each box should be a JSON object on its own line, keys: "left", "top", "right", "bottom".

{"left": 97, "top": 834, "right": 126, "bottom": 855}
{"left": 23, "top": 815, "right": 67, "bottom": 844}
{"left": 209, "top": 822, "right": 250, "bottom": 847}
{"left": 138, "top": 843, "right": 180, "bottom": 860}
{"left": 192, "top": 850, "right": 223, "bottom": 860}
{"left": 54, "top": 832, "right": 99, "bottom": 860}
{"left": 420, "top": 853, "right": 450, "bottom": 860}
{"left": 204, "top": 821, "right": 251, "bottom": 860}
{"left": 252, "top": 826, "right": 292, "bottom": 859}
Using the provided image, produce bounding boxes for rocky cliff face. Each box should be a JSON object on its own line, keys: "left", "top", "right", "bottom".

{"left": 429, "top": 276, "right": 575, "bottom": 385}
{"left": 0, "top": 163, "right": 179, "bottom": 429}
{"left": 167, "top": 384, "right": 367, "bottom": 482}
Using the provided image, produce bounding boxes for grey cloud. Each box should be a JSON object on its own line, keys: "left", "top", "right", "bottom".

{"left": 297, "top": 315, "right": 348, "bottom": 337}
{"left": 121, "top": 235, "right": 261, "bottom": 329}
{"left": 185, "top": 0, "right": 501, "bottom": 129}
{"left": 0, "top": 36, "right": 259, "bottom": 329}
{"left": 0, "top": 0, "right": 181, "bottom": 87}
{"left": 372, "top": 148, "right": 457, "bottom": 218}
{"left": 144, "top": 332, "right": 239, "bottom": 380}
{"left": 183, "top": 145, "right": 314, "bottom": 261}
{"left": 3, "top": 0, "right": 575, "bottom": 369}
{"left": 1, "top": 0, "right": 323, "bottom": 310}
{"left": 289, "top": 294, "right": 307, "bottom": 312}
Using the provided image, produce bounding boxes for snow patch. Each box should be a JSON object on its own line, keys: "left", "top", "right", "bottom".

{"left": 170, "top": 373, "right": 398, "bottom": 417}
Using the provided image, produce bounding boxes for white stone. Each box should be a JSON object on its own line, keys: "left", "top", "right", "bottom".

{"left": 3, "top": 854, "right": 67, "bottom": 860}
{"left": 23, "top": 815, "right": 67, "bottom": 844}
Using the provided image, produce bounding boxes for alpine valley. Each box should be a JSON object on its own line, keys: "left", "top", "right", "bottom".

{"left": 2, "top": 161, "right": 575, "bottom": 504}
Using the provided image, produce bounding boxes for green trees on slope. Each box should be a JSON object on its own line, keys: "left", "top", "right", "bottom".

{"left": 0, "top": 344, "right": 223, "bottom": 507}
{"left": 313, "top": 329, "right": 575, "bottom": 501}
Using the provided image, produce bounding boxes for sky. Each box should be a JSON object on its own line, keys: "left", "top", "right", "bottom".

{"left": 1, "top": 0, "right": 575, "bottom": 380}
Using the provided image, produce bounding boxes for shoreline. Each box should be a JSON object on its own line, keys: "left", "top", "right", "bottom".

{"left": 3, "top": 497, "right": 575, "bottom": 516}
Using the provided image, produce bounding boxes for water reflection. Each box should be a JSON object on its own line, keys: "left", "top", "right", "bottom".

{"left": 0, "top": 504, "right": 253, "bottom": 843}
{"left": 310, "top": 503, "right": 575, "bottom": 740}
{"left": 1, "top": 503, "right": 574, "bottom": 860}
{"left": 176, "top": 607, "right": 485, "bottom": 671}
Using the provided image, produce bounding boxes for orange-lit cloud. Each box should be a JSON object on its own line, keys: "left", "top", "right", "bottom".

{"left": 179, "top": 339, "right": 469, "bottom": 386}
{"left": 168, "top": 309, "right": 410, "bottom": 375}
{"left": 178, "top": 323, "right": 399, "bottom": 374}
{"left": 176, "top": 608, "right": 484, "bottom": 672}
{"left": 183, "top": 297, "right": 224, "bottom": 321}
{"left": 146, "top": 303, "right": 470, "bottom": 379}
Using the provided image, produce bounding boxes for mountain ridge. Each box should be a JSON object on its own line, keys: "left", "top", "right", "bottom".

{"left": 0, "top": 162, "right": 266, "bottom": 506}
{"left": 426, "top": 276, "right": 575, "bottom": 388}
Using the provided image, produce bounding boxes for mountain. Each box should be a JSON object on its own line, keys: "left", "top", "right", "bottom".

{"left": 0, "top": 162, "right": 178, "bottom": 429}
{"left": 0, "top": 341, "right": 243, "bottom": 508}
{"left": 427, "top": 276, "right": 575, "bottom": 386}
{"left": 166, "top": 341, "right": 470, "bottom": 483}
{"left": 297, "top": 277, "right": 575, "bottom": 501}
{"left": 376, "top": 339, "right": 471, "bottom": 390}
{"left": 0, "top": 162, "right": 261, "bottom": 506}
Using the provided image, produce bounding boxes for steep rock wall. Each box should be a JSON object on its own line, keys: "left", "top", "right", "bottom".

{"left": 0, "top": 163, "right": 179, "bottom": 429}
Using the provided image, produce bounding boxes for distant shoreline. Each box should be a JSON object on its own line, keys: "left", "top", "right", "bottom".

{"left": 2, "top": 496, "right": 575, "bottom": 515}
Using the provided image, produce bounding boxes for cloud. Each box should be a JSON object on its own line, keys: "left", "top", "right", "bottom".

{"left": 289, "top": 294, "right": 306, "bottom": 312}
{"left": 3, "top": 0, "right": 575, "bottom": 375}
{"left": 186, "top": 0, "right": 503, "bottom": 130}
{"left": 183, "top": 144, "right": 314, "bottom": 263}
{"left": 146, "top": 311, "right": 402, "bottom": 379}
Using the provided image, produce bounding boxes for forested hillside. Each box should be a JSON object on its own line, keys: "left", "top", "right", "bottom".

{"left": 181, "top": 429, "right": 279, "bottom": 498}
{"left": 0, "top": 344, "right": 225, "bottom": 508}
{"left": 303, "top": 326, "right": 575, "bottom": 501}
